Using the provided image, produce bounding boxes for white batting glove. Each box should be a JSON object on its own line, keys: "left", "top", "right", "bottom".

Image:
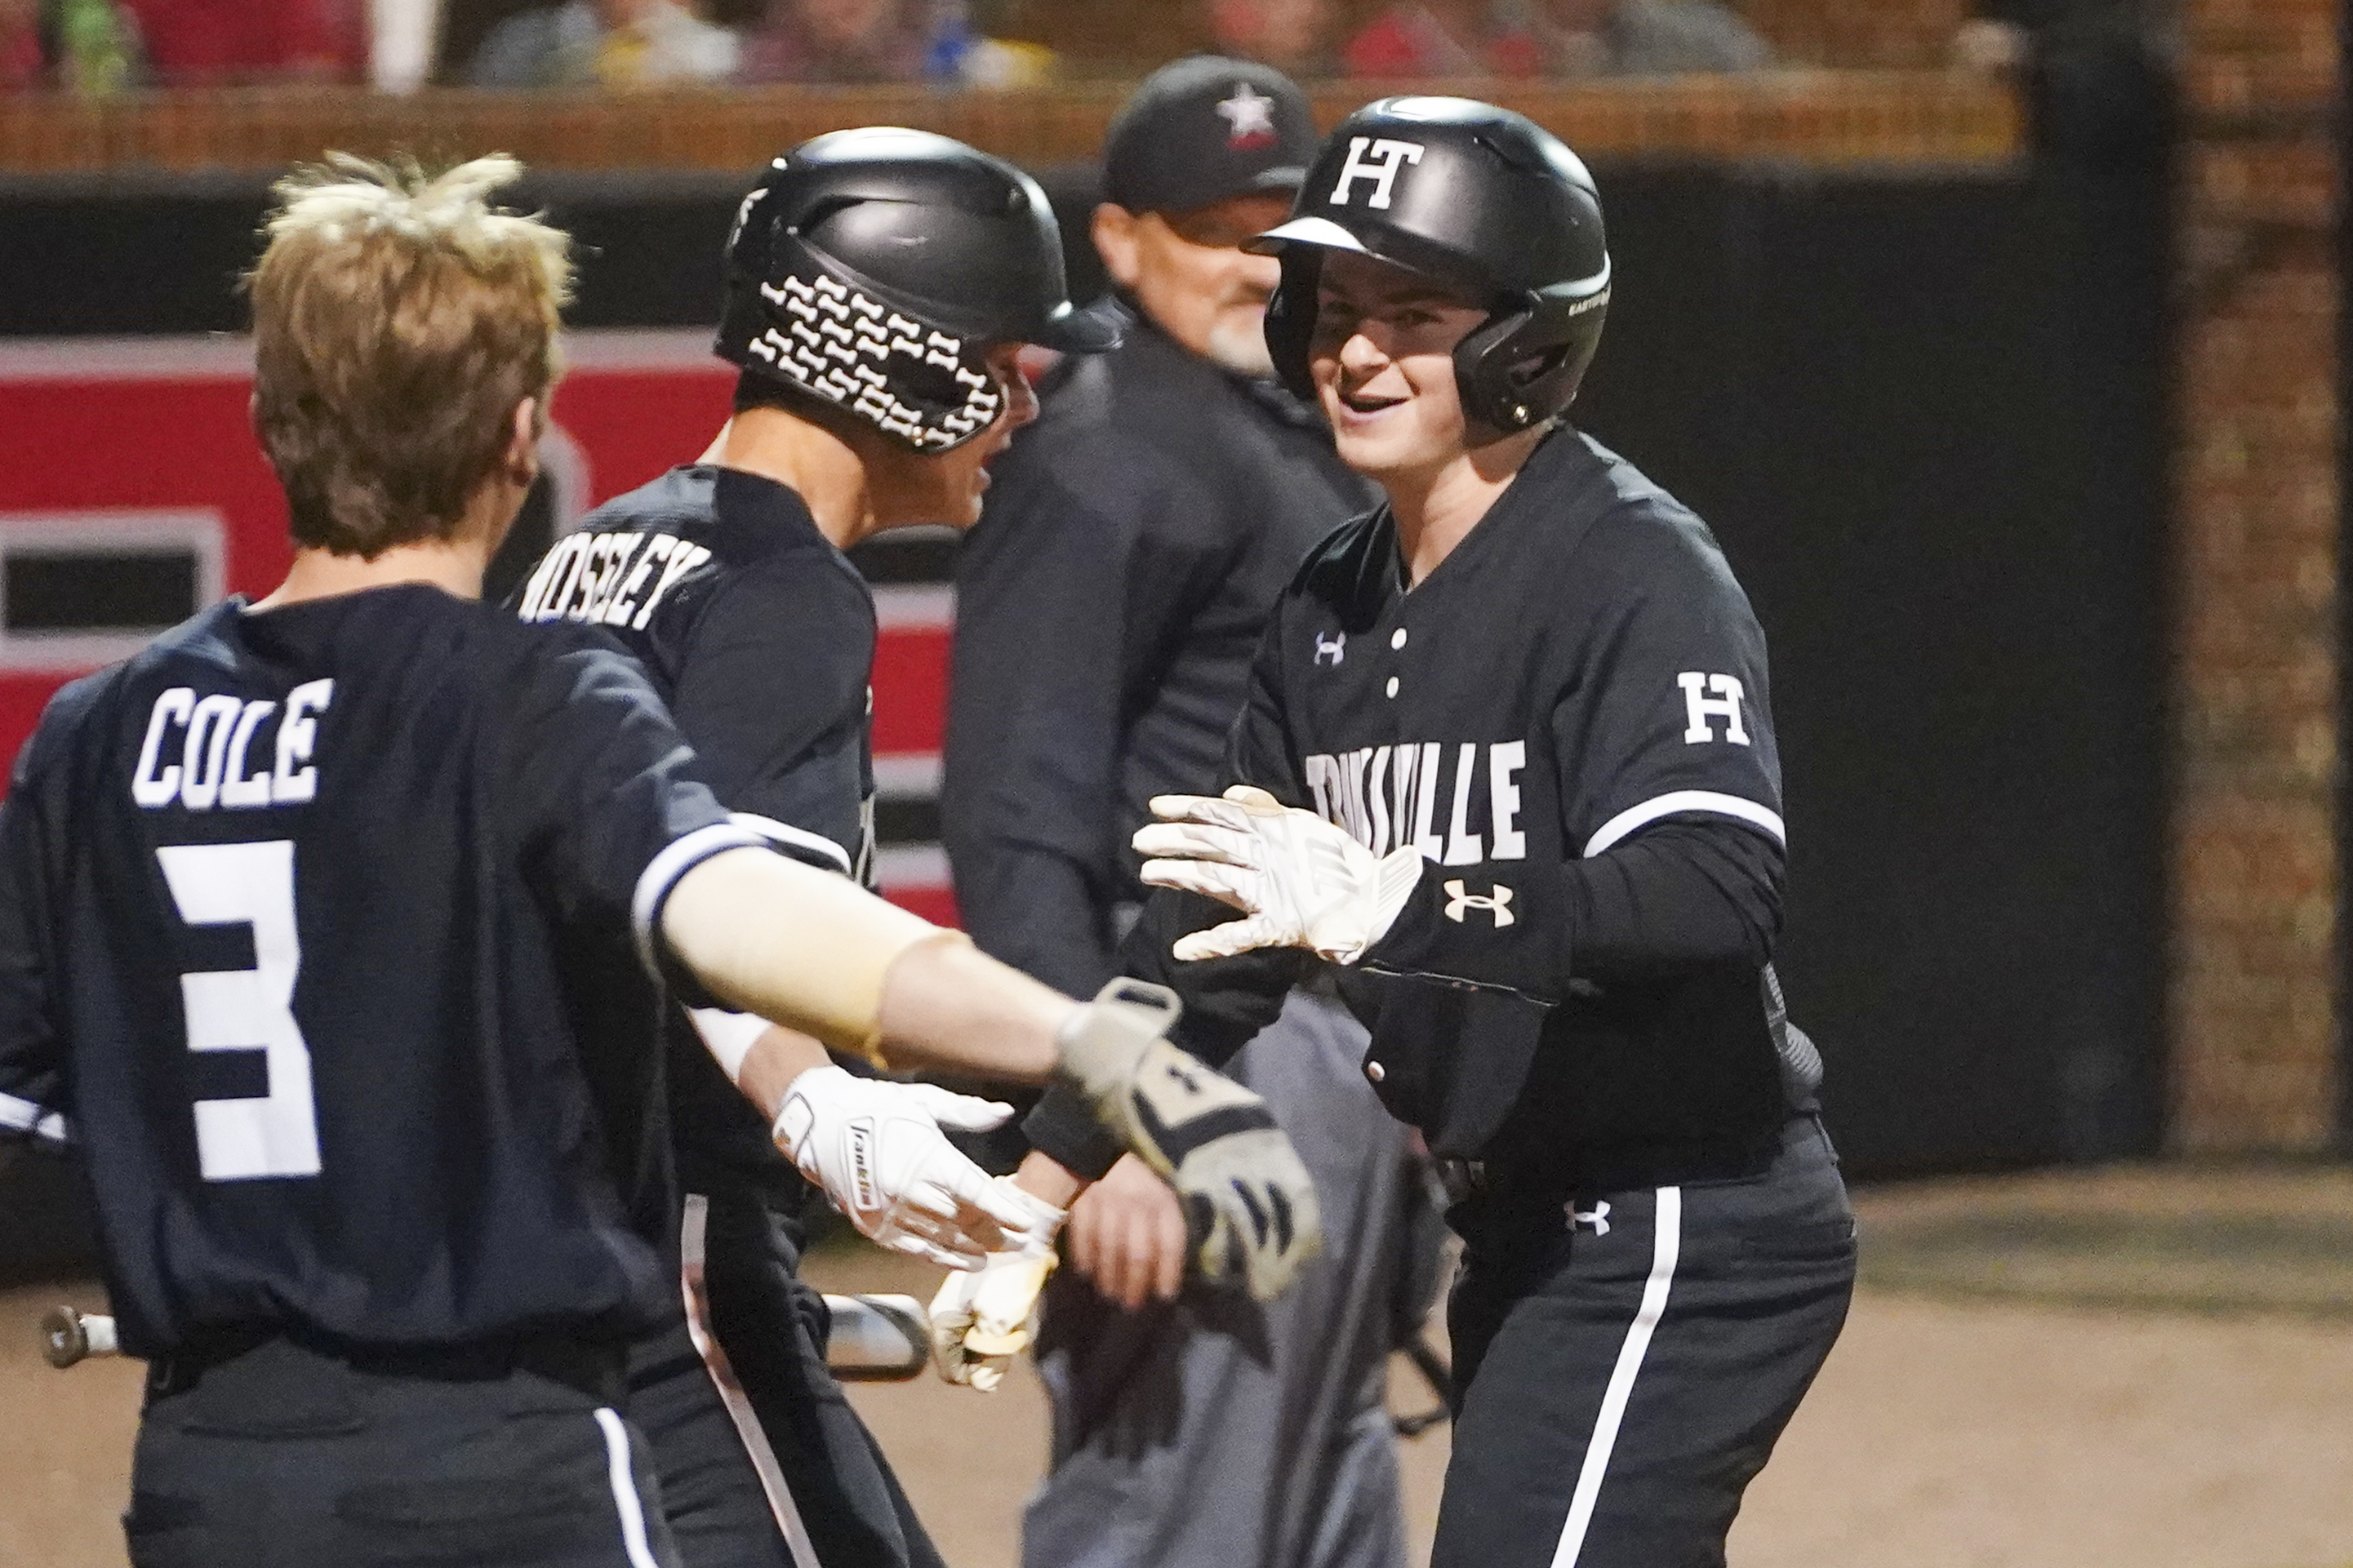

{"left": 927, "top": 1182, "right": 1068, "bottom": 1393}
{"left": 773, "top": 1068, "right": 1058, "bottom": 1270}
{"left": 1133, "top": 785, "right": 1425, "bottom": 963}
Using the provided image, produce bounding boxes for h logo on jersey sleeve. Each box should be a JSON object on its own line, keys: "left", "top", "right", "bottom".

{"left": 1678, "top": 673, "right": 1750, "bottom": 745}
{"left": 1328, "top": 138, "right": 1425, "bottom": 210}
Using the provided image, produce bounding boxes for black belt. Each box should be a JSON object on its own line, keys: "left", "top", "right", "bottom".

{"left": 1432, "top": 1122, "right": 1801, "bottom": 1209}
{"left": 148, "top": 1328, "right": 627, "bottom": 1406}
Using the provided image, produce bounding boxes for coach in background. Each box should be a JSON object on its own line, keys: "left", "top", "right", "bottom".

{"left": 942, "top": 57, "right": 1447, "bottom": 1568}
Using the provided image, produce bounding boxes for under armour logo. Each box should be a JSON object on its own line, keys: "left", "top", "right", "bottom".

{"left": 1568, "top": 1199, "right": 1611, "bottom": 1236}
{"left": 1327, "top": 137, "right": 1425, "bottom": 210}
{"left": 1314, "top": 632, "right": 1346, "bottom": 666}
{"left": 1442, "top": 880, "right": 1515, "bottom": 927}
{"left": 1679, "top": 672, "right": 1750, "bottom": 745}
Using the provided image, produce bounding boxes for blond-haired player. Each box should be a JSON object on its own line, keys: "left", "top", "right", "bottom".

{"left": 0, "top": 155, "right": 1319, "bottom": 1568}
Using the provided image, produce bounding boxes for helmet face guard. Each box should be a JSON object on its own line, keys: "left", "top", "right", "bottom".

{"left": 1251, "top": 98, "right": 1611, "bottom": 442}
{"left": 717, "top": 128, "right": 1118, "bottom": 454}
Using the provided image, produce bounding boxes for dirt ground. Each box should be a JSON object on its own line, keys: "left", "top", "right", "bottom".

{"left": 5, "top": 1165, "right": 2350, "bottom": 1568}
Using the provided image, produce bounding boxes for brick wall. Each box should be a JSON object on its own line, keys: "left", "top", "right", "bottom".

{"left": 2170, "top": 0, "right": 2343, "bottom": 1149}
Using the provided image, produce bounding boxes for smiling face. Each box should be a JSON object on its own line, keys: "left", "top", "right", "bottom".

{"left": 1308, "top": 248, "right": 1491, "bottom": 484}
{"left": 869, "top": 341, "right": 1040, "bottom": 529}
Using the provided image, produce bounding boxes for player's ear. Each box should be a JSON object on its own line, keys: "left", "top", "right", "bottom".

{"left": 503, "top": 398, "right": 541, "bottom": 489}
{"left": 1092, "top": 204, "right": 1144, "bottom": 292}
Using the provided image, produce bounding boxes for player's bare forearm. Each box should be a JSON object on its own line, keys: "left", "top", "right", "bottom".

{"left": 663, "top": 846, "right": 1073, "bottom": 1073}
{"left": 873, "top": 935, "right": 1068, "bottom": 1082}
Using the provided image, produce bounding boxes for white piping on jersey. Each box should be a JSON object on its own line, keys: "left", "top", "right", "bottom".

{"left": 730, "top": 812, "right": 853, "bottom": 877}
{"left": 630, "top": 824, "right": 768, "bottom": 978}
{"left": 1551, "top": 1185, "right": 1682, "bottom": 1568}
{"left": 1582, "top": 792, "right": 1786, "bottom": 859}
{"left": 0, "top": 1090, "right": 69, "bottom": 1144}
{"left": 679, "top": 1194, "right": 827, "bottom": 1568}
{"left": 594, "top": 1406, "right": 665, "bottom": 1568}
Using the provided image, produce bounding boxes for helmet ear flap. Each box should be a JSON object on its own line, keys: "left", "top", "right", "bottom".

{"left": 1452, "top": 285, "right": 1609, "bottom": 438}
{"left": 1263, "top": 247, "right": 1324, "bottom": 404}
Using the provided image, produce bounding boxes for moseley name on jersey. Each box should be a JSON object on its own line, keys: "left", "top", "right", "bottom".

{"left": 514, "top": 529, "right": 714, "bottom": 629}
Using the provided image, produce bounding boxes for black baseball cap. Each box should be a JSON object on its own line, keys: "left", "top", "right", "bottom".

{"left": 1101, "top": 56, "right": 1319, "bottom": 216}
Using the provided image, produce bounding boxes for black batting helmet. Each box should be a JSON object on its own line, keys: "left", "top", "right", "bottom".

{"left": 717, "top": 127, "right": 1119, "bottom": 453}
{"left": 1247, "top": 97, "right": 1611, "bottom": 436}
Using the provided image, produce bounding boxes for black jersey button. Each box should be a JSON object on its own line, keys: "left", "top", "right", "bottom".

{"left": 1384, "top": 677, "right": 1399, "bottom": 699}
{"left": 1390, "top": 628, "right": 1408, "bottom": 650}
{"left": 1365, "top": 1060, "right": 1386, "bottom": 1082}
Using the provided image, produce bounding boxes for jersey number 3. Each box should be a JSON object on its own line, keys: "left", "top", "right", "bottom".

{"left": 158, "top": 841, "right": 322, "bottom": 1181}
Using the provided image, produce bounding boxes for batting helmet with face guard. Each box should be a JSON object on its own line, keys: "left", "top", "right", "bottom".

{"left": 717, "top": 127, "right": 1119, "bottom": 453}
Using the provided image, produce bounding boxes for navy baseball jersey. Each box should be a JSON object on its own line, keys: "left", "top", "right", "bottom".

{"left": 0, "top": 587, "right": 762, "bottom": 1356}
{"left": 1029, "top": 429, "right": 1798, "bottom": 1170}
{"left": 513, "top": 464, "right": 875, "bottom": 1178}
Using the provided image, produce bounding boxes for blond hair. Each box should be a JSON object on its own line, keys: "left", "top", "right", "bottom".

{"left": 248, "top": 154, "right": 574, "bottom": 558}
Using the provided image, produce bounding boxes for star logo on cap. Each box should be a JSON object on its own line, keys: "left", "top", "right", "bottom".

{"left": 1217, "top": 83, "right": 1279, "bottom": 149}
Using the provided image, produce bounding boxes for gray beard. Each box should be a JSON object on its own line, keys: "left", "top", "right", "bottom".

{"left": 1203, "top": 314, "right": 1277, "bottom": 380}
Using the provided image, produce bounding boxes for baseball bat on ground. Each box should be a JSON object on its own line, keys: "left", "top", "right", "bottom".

{"left": 42, "top": 1296, "right": 932, "bottom": 1380}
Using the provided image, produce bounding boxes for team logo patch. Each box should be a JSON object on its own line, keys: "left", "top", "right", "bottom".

{"left": 1217, "top": 83, "right": 1279, "bottom": 149}
{"left": 1568, "top": 1200, "right": 1612, "bottom": 1236}
{"left": 1678, "top": 672, "right": 1750, "bottom": 745}
{"left": 1443, "top": 880, "right": 1514, "bottom": 927}
{"left": 1314, "top": 632, "right": 1346, "bottom": 666}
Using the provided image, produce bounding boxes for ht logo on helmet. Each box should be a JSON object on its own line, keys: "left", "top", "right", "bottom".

{"left": 1443, "top": 880, "right": 1514, "bottom": 927}
{"left": 1328, "top": 138, "right": 1426, "bottom": 211}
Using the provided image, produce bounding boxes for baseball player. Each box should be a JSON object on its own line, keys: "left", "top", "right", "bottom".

{"left": 0, "top": 153, "right": 1320, "bottom": 1568}
{"left": 941, "top": 58, "right": 1445, "bottom": 1568}
{"left": 1021, "top": 98, "right": 1859, "bottom": 1568}
{"left": 509, "top": 127, "right": 1161, "bottom": 1568}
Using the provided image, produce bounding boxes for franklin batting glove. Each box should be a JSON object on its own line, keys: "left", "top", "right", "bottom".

{"left": 773, "top": 1068, "right": 1059, "bottom": 1269}
{"left": 927, "top": 1188, "right": 1066, "bottom": 1393}
{"left": 1052, "top": 979, "right": 1323, "bottom": 1301}
{"left": 1133, "top": 785, "right": 1424, "bottom": 963}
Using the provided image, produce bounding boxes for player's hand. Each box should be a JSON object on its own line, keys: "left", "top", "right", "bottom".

{"left": 1052, "top": 979, "right": 1321, "bottom": 1301}
{"left": 773, "top": 1068, "right": 1061, "bottom": 1269}
{"left": 1065, "top": 1153, "right": 1190, "bottom": 1310}
{"left": 927, "top": 1190, "right": 1066, "bottom": 1392}
{"left": 1134, "top": 785, "right": 1425, "bottom": 963}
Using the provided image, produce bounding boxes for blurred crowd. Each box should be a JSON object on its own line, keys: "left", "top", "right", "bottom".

{"left": 1, "top": 0, "right": 1774, "bottom": 92}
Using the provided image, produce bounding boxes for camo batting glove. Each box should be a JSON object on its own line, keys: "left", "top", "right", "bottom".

{"left": 774, "top": 1068, "right": 1059, "bottom": 1270}
{"left": 1052, "top": 979, "right": 1322, "bottom": 1302}
{"left": 1134, "top": 785, "right": 1424, "bottom": 964}
{"left": 927, "top": 1195, "right": 1065, "bottom": 1393}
